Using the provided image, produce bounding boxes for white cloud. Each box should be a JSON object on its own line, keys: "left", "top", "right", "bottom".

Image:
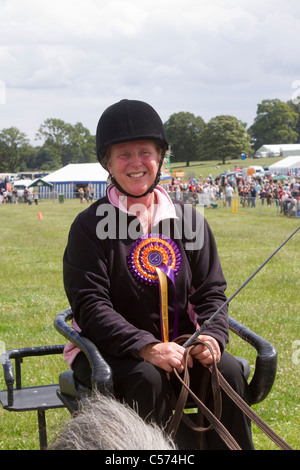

{"left": 1, "top": 0, "right": 300, "bottom": 142}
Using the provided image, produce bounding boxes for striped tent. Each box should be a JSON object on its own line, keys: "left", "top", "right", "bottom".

{"left": 41, "top": 163, "right": 109, "bottom": 199}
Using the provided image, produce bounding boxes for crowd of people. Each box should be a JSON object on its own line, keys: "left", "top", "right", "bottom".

{"left": 2, "top": 170, "right": 300, "bottom": 217}
{"left": 77, "top": 185, "right": 94, "bottom": 203}
{"left": 0, "top": 187, "right": 39, "bottom": 205}
{"left": 167, "top": 172, "right": 300, "bottom": 217}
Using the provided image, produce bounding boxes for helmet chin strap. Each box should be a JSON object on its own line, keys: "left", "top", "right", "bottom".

{"left": 110, "top": 155, "right": 164, "bottom": 199}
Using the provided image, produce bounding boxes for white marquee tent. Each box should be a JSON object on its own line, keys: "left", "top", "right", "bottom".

{"left": 269, "top": 156, "right": 300, "bottom": 177}
{"left": 255, "top": 144, "right": 300, "bottom": 158}
{"left": 42, "top": 163, "right": 109, "bottom": 199}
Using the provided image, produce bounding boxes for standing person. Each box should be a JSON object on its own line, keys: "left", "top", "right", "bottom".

{"left": 1, "top": 188, "right": 5, "bottom": 203}
{"left": 78, "top": 187, "right": 84, "bottom": 202}
{"left": 85, "top": 186, "right": 90, "bottom": 202}
{"left": 250, "top": 185, "right": 256, "bottom": 208}
{"left": 12, "top": 187, "right": 18, "bottom": 204}
{"left": 23, "top": 187, "right": 29, "bottom": 203}
{"left": 63, "top": 99, "right": 254, "bottom": 450}
{"left": 225, "top": 183, "right": 234, "bottom": 207}
{"left": 86, "top": 185, "right": 94, "bottom": 203}
{"left": 89, "top": 185, "right": 94, "bottom": 202}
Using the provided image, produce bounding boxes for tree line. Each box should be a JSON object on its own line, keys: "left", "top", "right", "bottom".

{"left": 1, "top": 97, "right": 300, "bottom": 173}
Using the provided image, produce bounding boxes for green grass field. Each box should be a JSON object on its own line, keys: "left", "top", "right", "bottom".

{"left": 0, "top": 189, "right": 299, "bottom": 450}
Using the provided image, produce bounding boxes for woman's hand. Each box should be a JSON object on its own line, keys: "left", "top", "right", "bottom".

{"left": 140, "top": 335, "right": 220, "bottom": 372}
{"left": 140, "top": 342, "right": 193, "bottom": 373}
{"left": 189, "top": 335, "right": 221, "bottom": 367}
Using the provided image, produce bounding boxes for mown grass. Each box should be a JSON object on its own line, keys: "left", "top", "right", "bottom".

{"left": 0, "top": 195, "right": 299, "bottom": 450}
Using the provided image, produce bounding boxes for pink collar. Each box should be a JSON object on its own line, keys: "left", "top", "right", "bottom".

{"left": 107, "top": 184, "right": 178, "bottom": 232}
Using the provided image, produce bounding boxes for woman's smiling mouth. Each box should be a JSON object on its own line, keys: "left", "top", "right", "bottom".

{"left": 128, "top": 172, "right": 146, "bottom": 178}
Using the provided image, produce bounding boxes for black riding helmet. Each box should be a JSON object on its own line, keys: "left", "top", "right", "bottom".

{"left": 96, "top": 99, "right": 168, "bottom": 198}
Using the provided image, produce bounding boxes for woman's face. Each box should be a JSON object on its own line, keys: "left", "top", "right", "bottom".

{"left": 108, "top": 140, "right": 161, "bottom": 197}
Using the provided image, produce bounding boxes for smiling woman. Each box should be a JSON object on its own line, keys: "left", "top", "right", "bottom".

{"left": 108, "top": 140, "right": 161, "bottom": 200}
{"left": 61, "top": 98, "right": 256, "bottom": 450}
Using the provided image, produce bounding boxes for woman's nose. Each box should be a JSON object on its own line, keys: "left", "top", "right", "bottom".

{"left": 130, "top": 152, "right": 143, "bottom": 166}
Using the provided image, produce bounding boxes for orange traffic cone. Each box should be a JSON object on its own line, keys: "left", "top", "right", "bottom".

{"left": 38, "top": 212, "right": 43, "bottom": 220}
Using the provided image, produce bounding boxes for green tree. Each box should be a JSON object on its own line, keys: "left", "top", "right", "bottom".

{"left": 164, "top": 112, "right": 205, "bottom": 166}
{"left": 66, "top": 122, "right": 97, "bottom": 165}
{"left": 34, "top": 146, "right": 62, "bottom": 170}
{"left": 35, "top": 118, "right": 96, "bottom": 169}
{"left": 249, "top": 99, "right": 298, "bottom": 150}
{"left": 199, "top": 115, "right": 251, "bottom": 164}
{"left": 0, "top": 127, "right": 30, "bottom": 172}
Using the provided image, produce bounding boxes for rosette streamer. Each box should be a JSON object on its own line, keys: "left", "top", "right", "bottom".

{"left": 128, "top": 234, "right": 181, "bottom": 342}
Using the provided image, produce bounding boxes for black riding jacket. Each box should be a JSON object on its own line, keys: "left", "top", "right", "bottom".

{"left": 63, "top": 191, "right": 229, "bottom": 359}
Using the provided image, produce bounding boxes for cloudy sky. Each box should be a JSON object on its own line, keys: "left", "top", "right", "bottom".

{"left": 1, "top": 0, "right": 300, "bottom": 144}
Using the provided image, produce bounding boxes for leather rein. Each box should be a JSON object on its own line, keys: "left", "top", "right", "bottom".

{"left": 167, "top": 335, "right": 294, "bottom": 451}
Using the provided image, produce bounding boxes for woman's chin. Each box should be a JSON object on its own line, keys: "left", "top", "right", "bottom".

{"left": 124, "top": 181, "right": 149, "bottom": 197}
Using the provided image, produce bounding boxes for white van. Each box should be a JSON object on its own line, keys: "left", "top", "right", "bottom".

{"left": 242, "top": 166, "right": 265, "bottom": 178}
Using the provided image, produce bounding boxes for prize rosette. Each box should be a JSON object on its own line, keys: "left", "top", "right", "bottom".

{"left": 128, "top": 234, "right": 181, "bottom": 342}
{"left": 128, "top": 234, "right": 181, "bottom": 285}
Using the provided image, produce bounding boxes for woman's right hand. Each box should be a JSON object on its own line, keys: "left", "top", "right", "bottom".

{"left": 139, "top": 342, "right": 193, "bottom": 373}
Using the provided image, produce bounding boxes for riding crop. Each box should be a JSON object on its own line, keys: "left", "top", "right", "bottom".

{"left": 183, "top": 224, "right": 300, "bottom": 348}
{"left": 171, "top": 225, "right": 300, "bottom": 450}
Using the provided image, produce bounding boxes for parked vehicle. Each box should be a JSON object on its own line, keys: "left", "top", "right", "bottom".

{"left": 242, "top": 166, "right": 265, "bottom": 178}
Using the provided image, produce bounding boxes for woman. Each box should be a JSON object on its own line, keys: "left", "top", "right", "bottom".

{"left": 63, "top": 99, "right": 254, "bottom": 449}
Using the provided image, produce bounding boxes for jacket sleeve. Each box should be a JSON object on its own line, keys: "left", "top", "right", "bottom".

{"left": 63, "top": 215, "right": 160, "bottom": 358}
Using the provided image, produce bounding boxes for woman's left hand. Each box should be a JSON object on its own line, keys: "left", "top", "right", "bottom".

{"left": 189, "top": 335, "right": 221, "bottom": 367}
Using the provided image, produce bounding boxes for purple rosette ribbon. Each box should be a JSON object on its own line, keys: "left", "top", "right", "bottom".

{"left": 128, "top": 234, "right": 181, "bottom": 341}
